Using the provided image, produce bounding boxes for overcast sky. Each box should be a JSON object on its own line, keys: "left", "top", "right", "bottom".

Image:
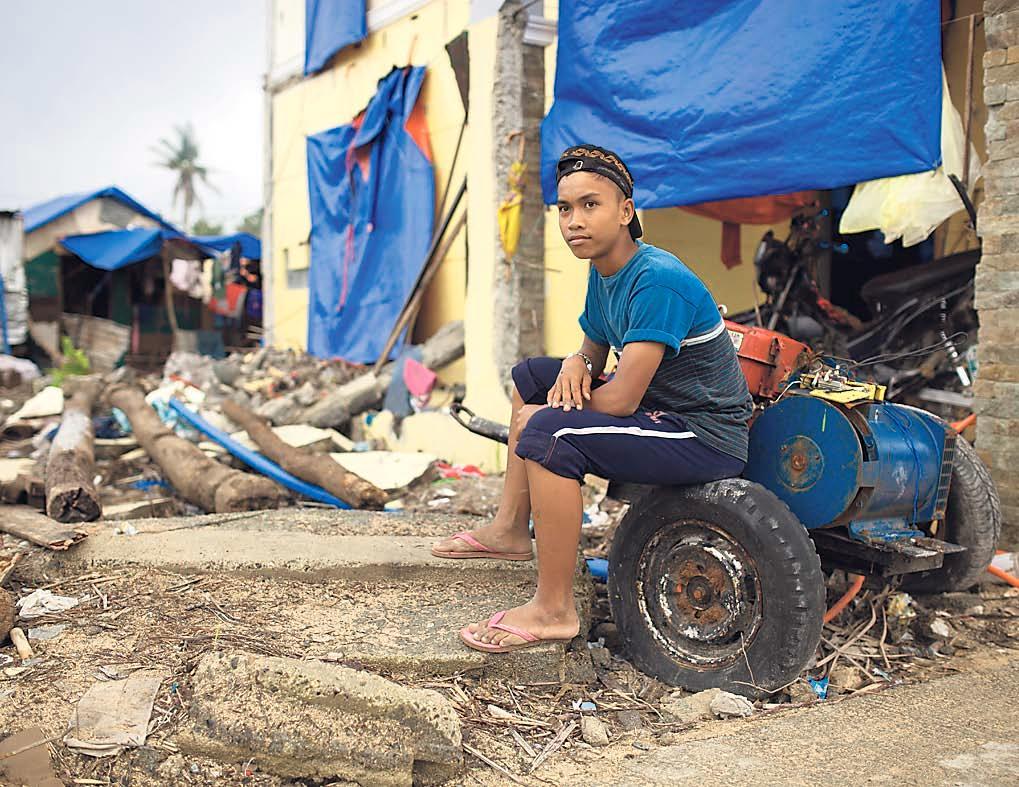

{"left": 1, "top": 1, "right": 266, "bottom": 231}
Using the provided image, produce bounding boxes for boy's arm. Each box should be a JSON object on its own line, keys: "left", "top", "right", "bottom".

{"left": 549, "top": 334, "right": 610, "bottom": 411}
{"left": 579, "top": 335, "right": 609, "bottom": 379}
{"left": 588, "top": 341, "right": 665, "bottom": 417}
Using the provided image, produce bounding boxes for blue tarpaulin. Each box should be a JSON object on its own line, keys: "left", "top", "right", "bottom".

{"left": 305, "top": 0, "right": 366, "bottom": 75}
{"left": 23, "top": 186, "right": 175, "bottom": 234}
{"left": 306, "top": 66, "right": 434, "bottom": 363}
{"left": 191, "top": 232, "right": 261, "bottom": 260}
{"left": 60, "top": 229, "right": 217, "bottom": 271}
{"left": 541, "top": 0, "right": 942, "bottom": 208}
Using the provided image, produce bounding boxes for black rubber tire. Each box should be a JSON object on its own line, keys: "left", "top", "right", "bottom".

{"left": 902, "top": 436, "right": 1001, "bottom": 593}
{"left": 607, "top": 478, "right": 824, "bottom": 698}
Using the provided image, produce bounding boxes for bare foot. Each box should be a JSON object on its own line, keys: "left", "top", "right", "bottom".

{"left": 432, "top": 521, "right": 532, "bottom": 557}
{"left": 465, "top": 600, "right": 580, "bottom": 647}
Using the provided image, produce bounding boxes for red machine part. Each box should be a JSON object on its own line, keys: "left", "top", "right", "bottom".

{"left": 724, "top": 321, "right": 811, "bottom": 399}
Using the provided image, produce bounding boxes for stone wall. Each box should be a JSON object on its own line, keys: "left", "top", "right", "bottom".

{"left": 976, "top": 0, "right": 1019, "bottom": 548}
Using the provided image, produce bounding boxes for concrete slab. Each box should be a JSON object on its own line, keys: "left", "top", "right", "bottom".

{"left": 42, "top": 510, "right": 595, "bottom": 682}
{"left": 49, "top": 529, "right": 562, "bottom": 584}
{"left": 87, "top": 507, "right": 485, "bottom": 538}
{"left": 289, "top": 574, "right": 591, "bottom": 682}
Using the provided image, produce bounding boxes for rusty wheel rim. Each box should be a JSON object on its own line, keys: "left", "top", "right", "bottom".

{"left": 636, "top": 520, "right": 763, "bottom": 668}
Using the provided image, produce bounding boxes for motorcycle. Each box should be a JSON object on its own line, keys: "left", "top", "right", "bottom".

{"left": 730, "top": 210, "right": 978, "bottom": 415}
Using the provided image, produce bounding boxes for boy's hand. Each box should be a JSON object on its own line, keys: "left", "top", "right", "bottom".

{"left": 549, "top": 356, "right": 592, "bottom": 411}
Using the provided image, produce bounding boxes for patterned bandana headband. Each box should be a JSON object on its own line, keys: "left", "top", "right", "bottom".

{"left": 556, "top": 144, "right": 643, "bottom": 239}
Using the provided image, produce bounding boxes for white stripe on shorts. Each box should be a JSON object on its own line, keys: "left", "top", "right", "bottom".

{"left": 551, "top": 425, "right": 697, "bottom": 440}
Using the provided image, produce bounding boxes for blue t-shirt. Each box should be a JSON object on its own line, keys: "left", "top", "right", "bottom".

{"left": 579, "top": 241, "right": 752, "bottom": 461}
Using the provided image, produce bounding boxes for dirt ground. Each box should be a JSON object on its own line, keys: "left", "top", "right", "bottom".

{"left": 1, "top": 469, "right": 1017, "bottom": 786}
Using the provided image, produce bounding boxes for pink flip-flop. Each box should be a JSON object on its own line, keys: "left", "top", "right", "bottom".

{"left": 460, "top": 610, "right": 564, "bottom": 653}
{"left": 431, "top": 531, "right": 533, "bottom": 561}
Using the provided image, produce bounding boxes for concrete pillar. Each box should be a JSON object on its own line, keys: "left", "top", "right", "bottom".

{"left": 462, "top": 2, "right": 547, "bottom": 469}
{"left": 490, "top": 0, "right": 547, "bottom": 394}
{"left": 975, "top": 0, "right": 1019, "bottom": 547}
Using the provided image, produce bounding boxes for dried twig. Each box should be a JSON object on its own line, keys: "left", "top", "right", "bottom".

{"left": 463, "top": 742, "right": 526, "bottom": 784}
{"left": 529, "top": 720, "right": 577, "bottom": 772}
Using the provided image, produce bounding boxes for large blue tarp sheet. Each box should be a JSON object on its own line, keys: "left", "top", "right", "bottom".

{"left": 306, "top": 66, "right": 434, "bottom": 363}
{"left": 305, "top": 0, "right": 366, "bottom": 75}
{"left": 22, "top": 186, "right": 175, "bottom": 234}
{"left": 541, "top": 0, "right": 942, "bottom": 208}
{"left": 61, "top": 229, "right": 217, "bottom": 271}
{"left": 191, "top": 232, "right": 261, "bottom": 260}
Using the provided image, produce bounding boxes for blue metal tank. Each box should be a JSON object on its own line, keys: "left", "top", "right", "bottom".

{"left": 743, "top": 395, "right": 952, "bottom": 530}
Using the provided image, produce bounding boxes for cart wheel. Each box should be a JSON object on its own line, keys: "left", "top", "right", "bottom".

{"left": 608, "top": 478, "right": 824, "bottom": 698}
{"left": 903, "top": 436, "right": 1001, "bottom": 593}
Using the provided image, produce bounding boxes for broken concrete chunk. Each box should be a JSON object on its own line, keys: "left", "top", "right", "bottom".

{"left": 660, "top": 688, "right": 722, "bottom": 723}
{"left": 930, "top": 618, "right": 954, "bottom": 640}
{"left": 615, "top": 709, "right": 643, "bottom": 731}
{"left": 580, "top": 715, "right": 610, "bottom": 746}
{"left": 180, "top": 652, "right": 462, "bottom": 786}
{"left": 709, "top": 691, "right": 755, "bottom": 718}
{"left": 828, "top": 664, "right": 869, "bottom": 693}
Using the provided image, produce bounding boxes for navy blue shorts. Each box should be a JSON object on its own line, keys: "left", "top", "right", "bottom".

{"left": 512, "top": 357, "right": 745, "bottom": 484}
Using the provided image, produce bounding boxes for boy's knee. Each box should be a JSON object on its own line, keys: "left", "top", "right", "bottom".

{"left": 512, "top": 404, "right": 546, "bottom": 436}
{"left": 512, "top": 357, "right": 563, "bottom": 406}
{"left": 520, "top": 405, "right": 561, "bottom": 436}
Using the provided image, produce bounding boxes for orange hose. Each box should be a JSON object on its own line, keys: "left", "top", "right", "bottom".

{"left": 824, "top": 573, "right": 864, "bottom": 623}
{"left": 951, "top": 413, "right": 976, "bottom": 433}
{"left": 987, "top": 564, "right": 1019, "bottom": 588}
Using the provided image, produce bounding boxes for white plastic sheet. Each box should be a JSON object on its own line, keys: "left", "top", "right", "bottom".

{"left": 840, "top": 70, "right": 981, "bottom": 247}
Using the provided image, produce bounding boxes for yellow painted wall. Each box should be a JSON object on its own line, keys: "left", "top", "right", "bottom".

{"left": 641, "top": 209, "right": 780, "bottom": 316}
{"left": 270, "top": 0, "right": 470, "bottom": 352}
{"left": 460, "top": 13, "right": 510, "bottom": 471}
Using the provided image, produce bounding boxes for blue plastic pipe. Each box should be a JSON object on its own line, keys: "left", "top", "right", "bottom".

{"left": 167, "top": 398, "right": 352, "bottom": 509}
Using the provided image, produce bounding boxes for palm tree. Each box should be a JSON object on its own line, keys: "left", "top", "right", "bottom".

{"left": 153, "top": 124, "right": 216, "bottom": 232}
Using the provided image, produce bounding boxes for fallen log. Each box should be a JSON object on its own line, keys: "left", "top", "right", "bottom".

{"left": 108, "top": 384, "right": 286, "bottom": 513}
{"left": 45, "top": 377, "right": 102, "bottom": 522}
{"left": 221, "top": 400, "right": 387, "bottom": 509}
{"left": 301, "top": 320, "right": 465, "bottom": 428}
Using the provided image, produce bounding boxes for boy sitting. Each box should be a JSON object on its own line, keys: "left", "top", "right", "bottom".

{"left": 433, "top": 145, "right": 752, "bottom": 652}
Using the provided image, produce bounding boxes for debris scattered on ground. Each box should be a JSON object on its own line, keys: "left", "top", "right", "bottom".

{"left": 0, "top": 588, "right": 13, "bottom": 641}
{"left": 181, "top": 651, "right": 463, "bottom": 783}
{"left": 9, "top": 626, "right": 33, "bottom": 659}
{"left": 63, "top": 668, "right": 167, "bottom": 756}
{"left": 0, "top": 726, "right": 62, "bottom": 787}
{"left": 0, "top": 506, "right": 87, "bottom": 550}
{"left": 16, "top": 588, "right": 80, "bottom": 618}
{"left": 580, "top": 714, "right": 611, "bottom": 746}
{"left": 661, "top": 687, "right": 721, "bottom": 723}
{"left": 710, "top": 691, "right": 755, "bottom": 718}
{"left": 6, "top": 385, "right": 64, "bottom": 423}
